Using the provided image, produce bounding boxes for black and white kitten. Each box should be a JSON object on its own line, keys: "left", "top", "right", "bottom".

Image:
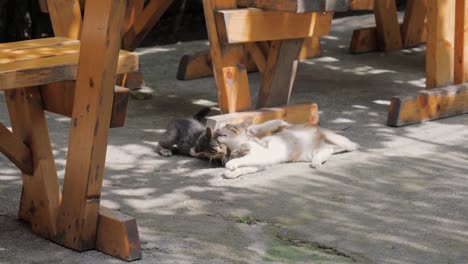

{"left": 157, "top": 107, "right": 227, "bottom": 161}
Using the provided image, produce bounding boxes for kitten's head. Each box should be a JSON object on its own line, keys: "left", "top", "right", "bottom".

{"left": 215, "top": 120, "right": 252, "bottom": 149}
{"left": 190, "top": 127, "right": 227, "bottom": 160}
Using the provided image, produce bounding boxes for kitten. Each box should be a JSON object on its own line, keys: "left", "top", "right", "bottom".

{"left": 157, "top": 107, "right": 227, "bottom": 161}
{"left": 215, "top": 119, "right": 358, "bottom": 179}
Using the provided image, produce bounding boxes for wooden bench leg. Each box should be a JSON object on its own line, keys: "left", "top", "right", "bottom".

{"left": 257, "top": 38, "right": 305, "bottom": 108}
{"left": 4, "top": 87, "right": 61, "bottom": 239}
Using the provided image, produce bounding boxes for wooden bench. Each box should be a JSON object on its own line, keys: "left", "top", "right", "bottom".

{"left": 0, "top": 0, "right": 141, "bottom": 261}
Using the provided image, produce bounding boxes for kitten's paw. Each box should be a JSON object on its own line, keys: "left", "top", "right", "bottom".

{"left": 223, "top": 169, "right": 240, "bottom": 179}
{"left": 158, "top": 148, "right": 173, "bottom": 157}
{"left": 310, "top": 160, "right": 323, "bottom": 169}
{"left": 225, "top": 160, "right": 239, "bottom": 170}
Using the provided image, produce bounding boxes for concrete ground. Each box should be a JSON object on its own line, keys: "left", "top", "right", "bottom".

{"left": 1, "top": 14, "right": 468, "bottom": 264}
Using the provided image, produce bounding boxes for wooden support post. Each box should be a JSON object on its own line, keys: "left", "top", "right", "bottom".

{"left": 0, "top": 123, "right": 33, "bottom": 175}
{"left": 204, "top": 0, "right": 251, "bottom": 113}
{"left": 349, "top": 0, "right": 374, "bottom": 10}
{"left": 426, "top": 0, "right": 455, "bottom": 89}
{"left": 236, "top": 0, "right": 348, "bottom": 12}
{"left": 387, "top": 84, "right": 468, "bottom": 126}
{"left": 244, "top": 42, "right": 267, "bottom": 74}
{"left": 401, "top": 0, "right": 427, "bottom": 48}
{"left": 258, "top": 38, "right": 306, "bottom": 108}
{"left": 56, "top": 0, "right": 126, "bottom": 251}
{"left": 96, "top": 207, "right": 141, "bottom": 261}
{"left": 454, "top": 0, "right": 468, "bottom": 84}
{"left": 47, "top": 0, "right": 82, "bottom": 39}
{"left": 206, "top": 103, "right": 319, "bottom": 129}
{"left": 4, "top": 87, "right": 61, "bottom": 239}
{"left": 373, "top": 0, "right": 402, "bottom": 51}
{"left": 300, "top": 11, "right": 333, "bottom": 59}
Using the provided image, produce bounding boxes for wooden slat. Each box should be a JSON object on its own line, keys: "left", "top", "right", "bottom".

{"left": 40, "top": 82, "right": 130, "bottom": 128}
{"left": 401, "top": 0, "right": 427, "bottom": 48}
{"left": 204, "top": 0, "right": 251, "bottom": 113}
{"left": 236, "top": 0, "right": 349, "bottom": 12}
{"left": 0, "top": 123, "right": 33, "bottom": 175}
{"left": 426, "top": 0, "right": 455, "bottom": 89}
{"left": 373, "top": 0, "right": 402, "bottom": 51}
{"left": 215, "top": 8, "right": 317, "bottom": 43}
{"left": 96, "top": 207, "right": 142, "bottom": 261}
{"left": 0, "top": 50, "right": 138, "bottom": 91}
{"left": 244, "top": 43, "right": 267, "bottom": 74}
{"left": 47, "top": 0, "right": 82, "bottom": 39}
{"left": 56, "top": 0, "right": 126, "bottom": 251}
{"left": 122, "top": 0, "right": 173, "bottom": 51}
{"left": 258, "top": 38, "right": 305, "bottom": 108}
{"left": 387, "top": 84, "right": 468, "bottom": 126}
{"left": 300, "top": 36, "right": 322, "bottom": 59}
{"left": 5, "top": 87, "right": 61, "bottom": 239}
{"left": 0, "top": 37, "right": 75, "bottom": 51}
{"left": 206, "top": 103, "right": 319, "bottom": 129}
{"left": 454, "top": 0, "right": 468, "bottom": 84}
{"left": 0, "top": 43, "right": 80, "bottom": 64}
{"left": 349, "top": 0, "right": 374, "bottom": 10}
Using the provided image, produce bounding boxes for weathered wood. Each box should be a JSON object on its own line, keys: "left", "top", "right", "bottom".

{"left": 47, "top": 0, "right": 82, "bottom": 39}
{"left": 96, "top": 207, "right": 142, "bottom": 261}
{"left": 236, "top": 0, "right": 349, "bottom": 12}
{"left": 349, "top": 0, "right": 374, "bottom": 10}
{"left": 387, "top": 84, "right": 468, "bottom": 127}
{"left": 204, "top": 0, "right": 252, "bottom": 113}
{"left": 426, "top": 0, "right": 455, "bottom": 89}
{"left": 40, "top": 83, "right": 130, "bottom": 128}
{"left": 374, "top": 0, "right": 402, "bottom": 51}
{"left": 5, "top": 87, "right": 61, "bottom": 239}
{"left": 56, "top": 0, "right": 126, "bottom": 251}
{"left": 401, "top": 0, "right": 427, "bottom": 48}
{"left": 215, "top": 8, "right": 317, "bottom": 43}
{"left": 244, "top": 43, "right": 267, "bottom": 74}
{"left": 454, "top": 0, "right": 468, "bottom": 84}
{"left": 0, "top": 122, "right": 33, "bottom": 175}
{"left": 206, "top": 103, "right": 319, "bottom": 129}
{"left": 258, "top": 38, "right": 305, "bottom": 108}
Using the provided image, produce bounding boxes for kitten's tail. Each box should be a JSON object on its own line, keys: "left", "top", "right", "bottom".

{"left": 321, "top": 129, "right": 359, "bottom": 152}
{"left": 193, "top": 107, "right": 211, "bottom": 122}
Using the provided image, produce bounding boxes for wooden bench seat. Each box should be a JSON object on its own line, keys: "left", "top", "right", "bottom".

{"left": 0, "top": 37, "right": 138, "bottom": 90}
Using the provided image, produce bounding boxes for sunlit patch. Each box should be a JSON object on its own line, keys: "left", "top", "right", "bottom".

{"left": 314, "top": 56, "right": 339, "bottom": 63}
{"left": 142, "top": 129, "right": 166, "bottom": 134}
{"left": 331, "top": 118, "right": 356, "bottom": 124}
{"left": 0, "top": 175, "right": 19, "bottom": 180}
{"left": 100, "top": 199, "right": 120, "bottom": 210}
{"left": 373, "top": 100, "right": 391, "bottom": 106}
{"left": 352, "top": 105, "right": 369, "bottom": 109}
{"left": 408, "top": 78, "right": 426, "bottom": 88}
{"left": 135, "top": 47, "right": 176, "bottom": 56}
{"left": 191, "top": 99, "right": 218, "bottom": 107}
{"left": 343, "top": 66, "right": 396, "bottom": 75}
{"left": 393, "top": 80, "right": 404, "bottom": 84}
{"left": 322, "top": 35, "right": 339, "bottom": 40}
{"left": 368, "top": 112, "right": 379, "bottom": 117}
{"left": 324, "top": 65, "right": 341, "bottom": 71}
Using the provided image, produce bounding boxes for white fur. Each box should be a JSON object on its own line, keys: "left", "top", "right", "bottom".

{"left": 217, "top": 120, "right": 358, "bottom": 179}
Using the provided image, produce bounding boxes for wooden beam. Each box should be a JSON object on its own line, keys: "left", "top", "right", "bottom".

{"left": 96, "top": 207, "right": 141, "bottom": 261}
{"left": 5, "top": 87, "right": 61, "bottom": 239}
{"left": 0, "top": 123, "right": 33, "bottom": 175}
{"left": 40, "top": 82, "right": 130, "bottom": 128}
{"left": 244, "top": 43, "right": 267, "bottom": 74}
{"left": 387, "top": 84, "right": 468, "bottom": 126}
{"left": 401, "top": 0, "right": 427, "bottom": 48}
{"left": 373, "top": 0, "right": 402, "bottom": 51}
{"left": 258, "top": 38, "right": 305, "bottom": 108}
{"left": 426, "top": 0, "right": 455, "bottom": 89}
{"left": 47, "top": 0, "right": 82, "bottom": 39}
{"left": 215, "top": 8, "right": 317, "bottom": 44}
{"left": 56, "top": 0, "right": 126, "bottom": 251}
{"left": 206, "top": 103, "right": 319, "bottom": 129}
{"left": 300, "top": 11, "right": 334, "bottom": 59}
{"left": 349, "top": 0, "right": 374, "bottom": 10}
{"left": 236, "top": 0, "right": 349, "bottom": 12}
{"left": 204, "top": 0, "right": 251, "bottom": 113}
{"left": 455, "top": 0, "right": 468, "bottom": 84}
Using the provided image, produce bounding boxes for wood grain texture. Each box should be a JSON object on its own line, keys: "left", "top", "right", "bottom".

{"left": 204, "top": 0, "right": 252, "bottom": 113}
{"left": 96, "top": 207, "right": 142, "bottom": 261}
{"left": 401, "top": 0, "right": 427, "bottom": 48}
{"left": 55, "top": 0, "right": 127, "bottom": 251}
{"left": 349, "top": 0, "right": 374, "bottom": 10}
{"left": 206, "top": 103, "right": 319, "bottom": 129}
{"left": 216, "top": 8, "right": 317, "bottom": 43}
{"left": 374, "top": 0, "right": 402, "bottom": 51}
{"left": 5, "top": 87, "right": 61, "bottom": 239}
{"left": 387, "top": 84, "right": 468, "bottom": 126}
{"left": 0, "top": 122, "right": 33, "bottom": 175}
{"left": 426, "top": 0, "right": 455, "bottom": 89}
{"left": 47, "top": 0, "right": 82, "bottom": 39}
{"left": 454, "top": 0, "right": 468, "bottom": 84}
{"left": 236, "top": 0, "right": 349, "bottom": 12}
{"left": 258, "top": 38, "right": 305, "bottom": 108}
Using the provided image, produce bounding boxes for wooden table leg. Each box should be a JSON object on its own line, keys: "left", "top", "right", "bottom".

{"left": 5, "top": 87, "right": 61, "bottom": 240}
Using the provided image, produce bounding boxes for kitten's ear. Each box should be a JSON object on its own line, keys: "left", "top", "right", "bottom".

{"left": 241, "top": 119, "right": 253, "bottom": 128}
{"left": 206, "top": 127, "right": 212, "bottom": 139}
